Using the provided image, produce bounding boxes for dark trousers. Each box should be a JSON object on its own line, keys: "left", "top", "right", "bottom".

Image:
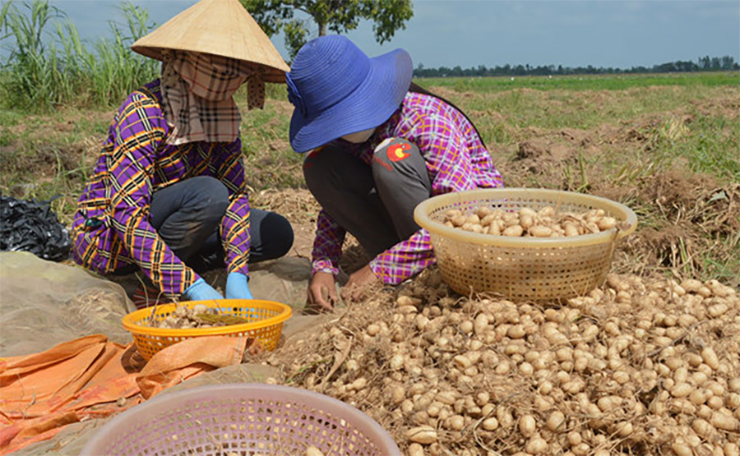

{"left": 142, "top": 176, "right": 293, "bottom": 274}
{"left": 303, "top": 138, "right": 432, "bottom": 257}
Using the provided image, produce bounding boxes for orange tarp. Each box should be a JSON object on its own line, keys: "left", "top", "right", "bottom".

{"left": 0, "top": 334, "right": 248, "bottom": 455}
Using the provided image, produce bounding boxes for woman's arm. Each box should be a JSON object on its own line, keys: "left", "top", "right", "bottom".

{"left": 311, "top": 209, "right": 347, "bottom": 276}
{"left": 214, "top": 139, "right": 252, "bottom": 276}
{"left": 108, "top": 92, "right": 200, "bottom": 297}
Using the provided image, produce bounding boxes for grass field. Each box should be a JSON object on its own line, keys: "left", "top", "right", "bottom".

{"left": 2, "top": 5, "right": 740, "bottom": 454}
{"left": 1, "top": 71, "right": 739, "bottom": 286}
{"left": 419, "top": 71, "right": 740, "bottom": 92}
{"left": 0, "top": 0, "right": 159, "bottom": 110}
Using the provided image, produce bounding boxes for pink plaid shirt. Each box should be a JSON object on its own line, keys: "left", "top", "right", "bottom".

{"left": 310, "top": 92, "right": 504, "bottom": 284}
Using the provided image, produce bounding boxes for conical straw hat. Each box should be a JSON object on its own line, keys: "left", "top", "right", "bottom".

{"left": 131, "top": 0, "right": 289, "bottom": 83}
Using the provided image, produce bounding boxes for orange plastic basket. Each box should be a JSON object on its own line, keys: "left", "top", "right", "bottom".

{"left": 122, "top": 299, "right": 292, "bottom": 361}
{"left": 414, "top": 188, "right": 637, "bottom": 302}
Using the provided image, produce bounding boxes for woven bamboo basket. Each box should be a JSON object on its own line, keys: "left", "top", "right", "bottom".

{"left": 414, "top": 188, "right": 637, "bottom": 302}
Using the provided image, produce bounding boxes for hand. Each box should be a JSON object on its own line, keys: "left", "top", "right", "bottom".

{"left": 341, "top": 265, "right": 380, "bottom": 303}
{"left": 225, "top": 272, "right": 254, "bottom": 300}
{"left": 183, "top": 278, "right": 224, "bottom": 301}
{"left": 307, "top": 271, "right": 337, "bottom": 312}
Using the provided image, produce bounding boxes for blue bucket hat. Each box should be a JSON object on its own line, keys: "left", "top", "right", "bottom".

{"left": 286, "top": 35, "right": 413, "bottom": 153}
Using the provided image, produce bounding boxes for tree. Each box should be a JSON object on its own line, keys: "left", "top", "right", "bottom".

{"left": 698, "top": 55, "right": 711, "bottom": 70}
{"left": 241, "top": 0, "right": 413, "bottom": 60}
{"left": 720, "top": 56, "right": 735, "bottom": 70}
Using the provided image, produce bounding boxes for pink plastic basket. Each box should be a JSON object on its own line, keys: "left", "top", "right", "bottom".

{"left": 81, "top": 384, "right": 399, "bottom": 456}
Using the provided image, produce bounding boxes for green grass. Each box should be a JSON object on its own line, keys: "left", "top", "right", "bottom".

{"left": 680, "top": 116, "right": 740, "bottom": 180}
{"left": 0, "top": 0, "right": 292, "bottom": 112}
{"left": 0, "top": 0, "right": 159, "bottom": 111}
{"left": 1, "top": 21, "right": 738, "bottom": 283}
{"left": 0, "top": 104, "right": 114, "bottom": 225}
{"left": 419, "top": 74, "right": 740, "bottom": 186}
{"left": 434, "top": 82, "right": 736, "bottom": 135}
{"left": 703, "top": 242, "right": 740, "bottom": 283}
{"left": 418, "top": 71, "right": 740, "bottom": 93}
{"left": 0, "top": 109, "right": 24, "bottom": 126}
{"left": 415, "top": 75, "right": 739, "bottom": 282}
{"left": 237, "top": 97, "right": 303, "bottom": 189}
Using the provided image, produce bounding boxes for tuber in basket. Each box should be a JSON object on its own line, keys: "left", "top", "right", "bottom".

{"left": 122, "top": 299, "right": 292, "bottom": 361}
{"left": 414, "top": 188, "right": 637, "bottom": 302}
{"left": 81, "top": 383, "right": 400, "bottom": 456}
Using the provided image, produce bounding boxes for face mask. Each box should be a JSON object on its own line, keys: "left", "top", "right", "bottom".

{"left": 341, "top": 127, "right": 376, "bottom": 144}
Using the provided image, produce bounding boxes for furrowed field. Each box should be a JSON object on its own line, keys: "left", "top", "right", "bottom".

{"left": 2, "top": 3, "right": 740, "bottom": 453}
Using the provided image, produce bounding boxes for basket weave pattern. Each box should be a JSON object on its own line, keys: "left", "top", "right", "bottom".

{"left": 82, "top": 385, "right": 398, "bottom": 456}
{"left": 123, "top": 300, "right": 291, "bottom": 360}
{"left": 433, "top": 233, "right": 616, "bottom": 301}
{"left": 415, "top": 189, "right": 637, "bottom": 302}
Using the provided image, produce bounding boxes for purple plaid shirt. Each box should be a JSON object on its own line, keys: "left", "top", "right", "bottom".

{"left": 72, "top": 80, "right": 251, "bottom": 298}
{"left": 311, "top": 92, "right": 504, "bottom": 284}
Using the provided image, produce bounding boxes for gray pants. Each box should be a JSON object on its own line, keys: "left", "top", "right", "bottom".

{"left": 135, "top": 176, "right": 293, "bottom": 274}
{"left": 303, "top": 138, "right": 432, "bottom": 257}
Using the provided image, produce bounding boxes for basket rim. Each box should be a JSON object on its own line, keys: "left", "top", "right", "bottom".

{"left": 122, "top": 299, "right": 292, "bottom": 337}
{"left": 80, "top": 383, "right": 400, "bottom": 455}
{"left": 414, "top": 187, "right": 638, "bottom": 248}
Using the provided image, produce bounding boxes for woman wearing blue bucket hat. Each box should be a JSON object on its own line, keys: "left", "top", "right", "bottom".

{"left": 286, "top": 35, "right": 504, "bottom": 310}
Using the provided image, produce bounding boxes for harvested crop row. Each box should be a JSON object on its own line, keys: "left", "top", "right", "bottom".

{"left": 267, "top": 269, "right": 740, "bottom": 456}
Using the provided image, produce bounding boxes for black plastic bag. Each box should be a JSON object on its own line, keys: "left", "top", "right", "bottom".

{"left": 0, "top": 195, "right": 71, "bottom": 262}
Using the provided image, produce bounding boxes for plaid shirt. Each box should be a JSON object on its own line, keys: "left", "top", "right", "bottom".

{"left": 72, "top": 79, "right": 251, "bottom": 298}
{"left": 311, "top": 92, "right": 504, "bottom": 284}
{"left": 161, "top": 51, "right": 265, "bottom": 146}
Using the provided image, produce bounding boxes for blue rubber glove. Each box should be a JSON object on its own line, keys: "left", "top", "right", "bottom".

{"left": 183, "top": 278, "right": 224, "bottom": 301}
{"left": 225, "top": 272, "right": 254, "bottom": 300}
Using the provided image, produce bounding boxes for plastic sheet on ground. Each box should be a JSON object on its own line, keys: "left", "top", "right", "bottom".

{"left": 0, "top": 251, "right": 336, "bottom": 454}
{"left": 0, "top": 252, "right": 134, "bottom": 357}
{"left": 0, "top": 334, "right": 254, "bottom": 454}
{"left": 9, "top": 363, "right": 283, "bottom": 455}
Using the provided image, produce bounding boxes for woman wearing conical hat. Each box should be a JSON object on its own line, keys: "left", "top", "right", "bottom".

{"left": 72, "top": 0, "right": 293, "bottom": 306}
{"left": 286, "top": 36, "right": 504, "bottom": 311}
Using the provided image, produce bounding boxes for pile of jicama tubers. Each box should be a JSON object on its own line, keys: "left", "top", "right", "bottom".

{"left": 268, "top": 268, "right": 740, "bottom": 456}
{"left": 442, "top": 206, "right": 624, "bottom": 237}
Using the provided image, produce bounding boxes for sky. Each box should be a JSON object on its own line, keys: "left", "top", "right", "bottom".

{"left": 24, "top": 0, "right": 740, "bottom": 69}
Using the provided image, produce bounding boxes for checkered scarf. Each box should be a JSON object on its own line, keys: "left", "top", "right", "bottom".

{"left": 161, "top": 51, "right": 266, "bottom": 145}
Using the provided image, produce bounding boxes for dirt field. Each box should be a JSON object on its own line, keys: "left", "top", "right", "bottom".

{"left": 1, "top": 76, "right": 739, "bottom": 455}
{"left": 2, "top": 79, "right": 738, "bottom": 286}
{"left": 250, "top": 83, "right": 740, "bottom": 456}
{"left": 243, "top": 84, "right": 740, "bottom": 288}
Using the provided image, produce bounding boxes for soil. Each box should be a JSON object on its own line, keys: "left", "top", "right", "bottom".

{"left": 6, "top": 84, "right": 740, "bottom": 456}
{"left": 4, "top": 94, "right": 736, "bottom": 289}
